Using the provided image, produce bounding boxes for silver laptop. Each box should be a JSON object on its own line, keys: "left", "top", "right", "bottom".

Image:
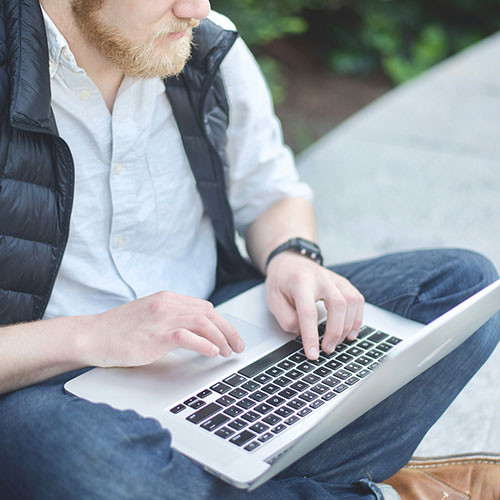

{"left": 65, "top": 279, "right": 500, "bottom": 490}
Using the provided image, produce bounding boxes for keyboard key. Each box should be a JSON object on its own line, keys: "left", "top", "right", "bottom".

{"left": 387, "top": 336, "right": 402, "bottom": 345}
{"left": 267, "top": 395, "right": 286, "bottom": 407}
{"left": 366, "top": 349, "right": 383, "bottom": 359}
{"left": 278, "top": 388, "right": 297, "bottom": 399}
{"left": 298, "top": 391, "right": 318, "bottom": 402}
{"left": 275, "top": 406, "right": 294, "bottom": 418}
{"left": 272, "top": 424, "right": 287, "bottom": 434}
{"left": 368, "top": 331, "right": 389, "bottom": 343}
{"left": 249, "top": 422, "right": 270, "bottom": 434}
{"left": 302, "top": 374, "right": 320, "bottom": 384}
{"left": 244, "top": 441, "right": 261, "bottom": 452}
{"left": 216, "top": 395, "right": 235, "bottom": 407}
{"left": 223, "top": 374, "right": 247, "bottom": 387}
{"left": 274, "top": 376, "right": 293, "bottom": 387}
{"left": 277, "top": 359, "right": 295, "bottom": 370}
{"left": 249, "top": 390, "right": 268, "bottom": 402}
{"left": 241, "top": 380, "right": 260, "bottom": 391}
{"left": 344, "top": 362, "right": 362, "bottom": 373}
{"left": 261, "top": 383, "right": 280, "bottom": 395}
{"left": 334, "top": 344, "right": 348, "bottom": 353}
{"left": 289, "top": 353, "right": 307, "bottom": 363}
{"left": 201, "top": 414, "right": 229, "bottom": 431}
{"left": 228, "top": 388, "right": 248, "bottom": 399}
{"left": 241, "top": 411, "right": 260, "bottom": 423}
{"left": 224, "top": 406, "right": 244, "bottom": 417}
{"left": 333, "top": 369, "right": 351, "bottom": 380}
{"left": 324, "top": 360, "right": 343, "bottom": 370}
{"left": 296, "top": 362, "right": 315, "bottom": 373}
{"left": 357, "top": 369, "right": 371, "bottom": 378}
{"left": 310, "top": 383, "right": 329, "bottom": 395}
{"left": 210, "top": 382, "right": 231, "bottom": 394}
{"left": 345, "top": 376, "right": 360, "bottom": 386}
{"left": 170, "top": 404, "right": 186, "bottom": 414}
{"left": 215, "top": 427, "right": 234, "bottom": 439}
{"left": 357, "top": 326, "right": 376, "bottom": 338}
{"left": 321, "top": 391, "right": 336, "bottom": 401}
{"left": 310, "top": 399, "right": 325, "bottom": 409}
{"left": 286, "top": 369, "right": 303, "bottom": 380}
{"left": 313, "top": 366, "right": 332, "bottom": 377}
{"left": 287, "top": 398, "right": 306, "bottom": 410}
{"left": 255, "top": 403, "right": 274, "bottom": 414}
{"left": 228, "top": 419, "right": 247, "bottom": 431}
{"left": 357, "top": 340, "right": 374, "bottom": 350}
{"left": 230, "top": 430, "right": 256, "bottom": 447}
{"left": 265, "top": 367, "right": 284, "bottom": 377}
{"left": 322, "top": 376, "right": 341, "bottom": 388}
{"left": 356, "top": 356, "right": 372, "bottom": 366}
{"left": 189, "top": 400, "right": 205, "bottom": 409}
{"left": 196, "top": 389, "right": 212, "bottom": 399}
{"left": 258, "top": 432, "right": 274, "bottom": 443}
{"left": 376, "top": 343, "right": 393, "bottom": 353}
{"left": 184, "top": 396, "right": 198, "bottom": 406}
{"left": 335, "top": 353, "right": 353, "bottom": 364}
{"left": 290, "top": 381, "right": 309, "bottom": 392}
{"left": 333, "top": 384, "right": 348, "bottom": 394}
{"left": 297, "top": 407, "right": 312, "bottom": 417}
{"left": 285, "top": 415, "right": 300, "bottom": 425}
{"left": 254, "top": 373, "right": 272, "bottom": 384}
{"left": 263, "top": 414, "right": 282, "bottom": 425}
{"left": 346, "top": 347, "right": 363, "bottom": 357}
{"left": 239, "top": 340, "right": 301, "bottom": 378}
{"left": 368, "top": 362, "right": 379, "bottom": 370}
{"left": 187, "top": 402, "right": 222, "bottom": 424}
{"left": 236, "top": 398, "right": 256, "bottom": 410}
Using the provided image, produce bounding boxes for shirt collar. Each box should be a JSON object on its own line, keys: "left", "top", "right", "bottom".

{"left": 40, "top": 5, "right": 80, "bottom": 79}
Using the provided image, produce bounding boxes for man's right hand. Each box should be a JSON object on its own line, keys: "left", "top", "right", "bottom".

{"left": 82, "top": 291, "right": 245, "bottom": 368}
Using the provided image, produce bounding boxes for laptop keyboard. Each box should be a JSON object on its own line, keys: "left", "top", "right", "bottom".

{"left": 168, "top": 323, "right": 402, "bottom": 452}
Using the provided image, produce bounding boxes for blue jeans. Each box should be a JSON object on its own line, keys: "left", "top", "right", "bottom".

{"left": 0, "top": 249, "right": 498, "bottom": 500}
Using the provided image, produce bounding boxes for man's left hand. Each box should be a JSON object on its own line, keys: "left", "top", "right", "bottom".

{"left": 265, "top": 252, "right": 365, "bottom": 360}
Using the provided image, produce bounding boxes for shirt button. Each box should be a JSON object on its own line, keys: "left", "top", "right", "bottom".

{"left": 79, "top": 89, "right": 91, "bottom": 101}
{"left": 115, "top": 237, "right": 126, "bottom": 248}
{"left": 113, "top": 163, "right": 124, "bottom": 175}
{"left": 61, "top": 47, "right": 71, "bottom": 60}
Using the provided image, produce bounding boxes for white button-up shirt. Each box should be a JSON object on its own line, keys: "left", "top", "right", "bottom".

{"left": 41, "top": 10, "right": 312, "bottom": 318}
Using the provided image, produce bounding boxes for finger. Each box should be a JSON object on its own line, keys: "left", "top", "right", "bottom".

{"left": 321, "top": 289, "right": 347, "bottom": 354}
{"left": 334, "top": 281, "right": 365, "bottom": 342}
{"left": 266, "top": 290, "right": 300, "bottom": 334}
{"left": 206, "top": 308, "right": 245, "bottom": 353}
{"left": 294, "top": 290, "right": 320, "bottom": 360}
{"left": 181, "top": 314, "right": 235, "bottom": 357}
{"left": 165, "top": 328, "right": 220, "bottom": 357}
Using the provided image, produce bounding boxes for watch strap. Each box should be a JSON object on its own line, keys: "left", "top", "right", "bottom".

{"left": 265, "top": 237, "right": 324, "bottom": 268}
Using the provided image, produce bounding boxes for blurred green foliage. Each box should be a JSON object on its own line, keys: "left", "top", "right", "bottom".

{"left": 211, "top": 0, "right": 500, "bottom": 84}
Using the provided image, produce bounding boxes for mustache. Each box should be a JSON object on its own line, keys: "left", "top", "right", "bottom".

{"left": 153, "top": 19, "right": 200, "bottom": 39}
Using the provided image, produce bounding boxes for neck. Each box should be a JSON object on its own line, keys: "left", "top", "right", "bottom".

{"left": 40, "top": 0, "right": 123, "bottom": 111}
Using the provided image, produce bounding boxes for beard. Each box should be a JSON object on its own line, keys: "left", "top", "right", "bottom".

{"left": 71, "top": 0, "right": 199, "bottom": 79}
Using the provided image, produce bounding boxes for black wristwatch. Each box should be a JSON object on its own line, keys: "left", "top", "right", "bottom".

{"left": 265, "top": 237, "right": 324, "bottom": 268}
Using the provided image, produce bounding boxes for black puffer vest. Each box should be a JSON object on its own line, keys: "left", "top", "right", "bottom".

{"left": 0, "top": 0, "right": 260, "bottom": 326}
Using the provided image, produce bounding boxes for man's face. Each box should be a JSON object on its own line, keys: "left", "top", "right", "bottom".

{"left": 71, "top": 0, "right": 211, "bottom": 79}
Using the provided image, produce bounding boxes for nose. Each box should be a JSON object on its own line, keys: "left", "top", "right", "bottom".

{"left": 172, "top": 0, "right": 211, "bottom": 20}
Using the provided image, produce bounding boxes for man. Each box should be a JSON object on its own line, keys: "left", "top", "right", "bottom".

{"left": 0, "top": 0, "right": 498, "bottom": 498}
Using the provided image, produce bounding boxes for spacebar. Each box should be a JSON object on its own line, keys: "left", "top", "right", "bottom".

{"left": 238, "top": 340, "right": 301, "bottom": 378}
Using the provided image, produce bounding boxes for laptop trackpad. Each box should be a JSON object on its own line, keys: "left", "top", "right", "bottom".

{"left": 170, "top": 314, "right": 287, "bottom": 368}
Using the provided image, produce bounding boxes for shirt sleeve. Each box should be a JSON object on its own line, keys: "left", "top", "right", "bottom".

{"left": 218, "top": 27, "right": 314, "bottom": 236}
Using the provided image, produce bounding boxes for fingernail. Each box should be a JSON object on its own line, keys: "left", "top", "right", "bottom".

{"left": 307, "top": 347, "right": 319, "bottom": 359}
{"left": 210, "top": 345, "right": 220, "bottom": 357}
{"left": 349, "top": 329, "right": 358, "bottom": 339}
{"left": 326, "top": 343, "right": 335, "bottom": 354}
{"left": 237, "top": 339, "right": 245, "bottom": 352}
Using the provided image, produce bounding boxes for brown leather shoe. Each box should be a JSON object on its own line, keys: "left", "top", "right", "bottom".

{"left": 383, "top": 453, "right": 500, "bottom": 500}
